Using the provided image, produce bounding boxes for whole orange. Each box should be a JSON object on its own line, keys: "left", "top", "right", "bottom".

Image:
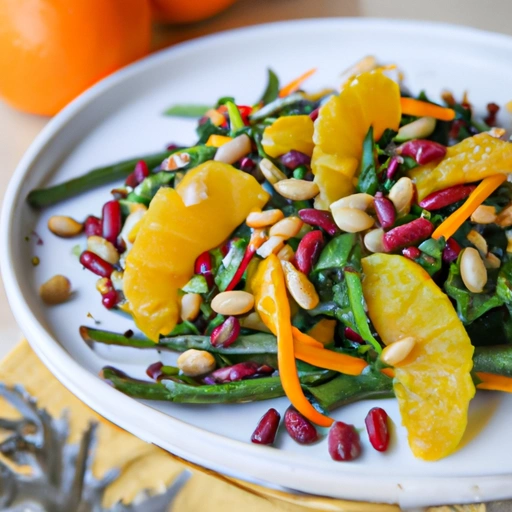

{"left": 151, "top": 0, "right": 237, "bottom": 24}
{"left": 0, "top": 0, "right": 151, "bottom": 116}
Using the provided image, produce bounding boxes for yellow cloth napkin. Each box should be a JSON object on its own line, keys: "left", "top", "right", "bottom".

{"left": 0, "top": 340, "right": 485, "bottom": 512}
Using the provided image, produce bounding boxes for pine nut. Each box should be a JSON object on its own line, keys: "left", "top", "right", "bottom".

{"left": 277, "top": 244, "right": 295, "bottom": 262}
{"left": 256, "top": 236, "right": 285, "bottom": 258}
{"left": 460, "top": 247, "right": 487, "bottom": 293}
{"left": 211, "top": 291, "right": 255, "bottom": 316}
{"left": 110, "top": 270, "right": 124, "bottom": 291}
{"left": 467, "top": 229, "right": 488, "bottom": 257}
{"left": 380, "top": 337, "right": 416, "bottom": 367}
{"left": 120, "top": 209, "right": 146, "bottom": 246}
{"left": 239, "top": 312, "right": 272, "bottom": 333}
{"left": 39, "top": 275, "right": 71, "bottom": 305}
{"left": 269, "top": 217, "right": 303, "bottom": 239}
{"left": 281, "top": 261, "right": 319, "bottom": 310}
{"left": 485, "top": 253, "right": 501, "bottom": 269}
{"left": 87, "top": 236, "right": 119, "bottom": 265}
{"left": 180, "top": 293, "right": 202, "bottom": 322}
{"left": 388, "top": 177, "right": 414, "bottom": 216}
{"left": 496, "top": 204, "right": 512, "bottom": 227}
{"left": 214, "top": 134, "right": 252, "bottom": 164}
{"left": 246, "top": 209, "right": 284, "bottom": 228}
{"left": 330, "top": 206, "right": 374, "bottom": 233}
{"left": 274, "top": 179, "right": 319, "bottom": 201}
{"left": 364, "top": 228, "right": 385, "bottom": 253}
{"left": 488, "top": 127, "right": 506, "bottom": 139}
{"left": 177, "top": 349, "right": 216, "bottom": 377}
{"left": 395, "top": 117, "right": 436, "bottom": 142}
{"left": 259, "top": 158, "right": 287, "bottom": 184}
{"left": 330, "top": 193, "right": 373, "bottom": 212}
{"left": 471, "top": 205, "right": 497, "bottom": 224}
{"left": 48, "top": 215, "right": 83, "bottom": 238}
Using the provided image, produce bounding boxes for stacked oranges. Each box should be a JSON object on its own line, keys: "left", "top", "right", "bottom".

{"left": 0, "top": 0, "right": 237, "bottom": 116}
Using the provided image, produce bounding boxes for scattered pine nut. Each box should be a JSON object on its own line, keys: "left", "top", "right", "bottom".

{"left": 177, "top": 349, "right": 216, "bottom": 377}
{"left": 180, "top": 293, "right": 202, "bottom": 322}
{"left": 211, "top": 291, "right": 255, "bottom": 316}
{"left": 460, "top": 247, "right": 487, "bottom": 293}
{"left": 274, "top": 179, "right": 319, "bottom": 201}
{"left": 269, "top": 217, "right": 303, "bottom": 239}
{"left": 381, "top": 337, "right": 416, "bottom": 367}
{"left": 39, "top": 275, "right": 71, "bottom": 305}
{"left": 246, "top": 209, "right": 284, "bottom": 228}
{"left": 48, "top": 216, "right": 83, "bottom": 238}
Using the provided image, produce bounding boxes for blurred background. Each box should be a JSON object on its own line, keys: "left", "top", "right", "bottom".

{"left": 1, "top": 0, "right": 511, "bottom": 352}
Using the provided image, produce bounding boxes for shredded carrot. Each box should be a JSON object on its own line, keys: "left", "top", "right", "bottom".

{"left": 380, "top": 367, "right": 395, "bottom": 378}
{"left": 400, "top": 97, "right": 456, "bottom": 121}
{"left": 291, "top": 327, "right": 324, "bottom": 349}
{"left": 476, "top": 372, "right": 512, "bottom": 393}
{"left": 205, "top": 108, "right": 225, "bottom": 127}
{"left": 279, "top": 68, "right": 317, "bottom": 98}
{"left": 432, "top": 175, "right": 507, "bottom": 240}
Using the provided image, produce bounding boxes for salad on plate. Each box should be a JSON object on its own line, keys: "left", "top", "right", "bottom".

{"left": 30, "top": 57, "right": 512, "bottom": 462}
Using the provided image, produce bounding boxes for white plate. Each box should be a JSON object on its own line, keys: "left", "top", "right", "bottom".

{"left": 3, "top": 19, "right": 512, "bottom": 509}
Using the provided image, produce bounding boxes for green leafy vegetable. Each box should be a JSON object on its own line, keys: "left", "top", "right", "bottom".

{"left": 314, "top": 234, "right": 356, "bottom": 272}
{"left": 214, "top": 238, "right": 248, "bottom": 291}
{"left": 127, "top": 172, "right": 174, "bottom": 204}
{"left": 415, "top": 237, "right": 445, "bottom": 276}
{"left": 196, "top": 118, "right": 227, "bottom": 144}
{"left": 258, "top": 69, "right": 280, "bottom": 105}
{"left": 249, "top": 93, "right": 303, "bottom": 121}
{"left": 225, "top": 101, "right": 244, "bottom": 135}
{"left": 163, "top": 104, "right": 211, "bottom": 117}
{"left": 182, "top": 275, "right": 209, "bottom": 294}
{"left": 356, "top": 127, "right": 379, "bottom": 195}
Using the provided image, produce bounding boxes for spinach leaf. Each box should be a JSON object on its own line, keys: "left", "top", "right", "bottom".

{"left": 376, "top": 128, "right": 397, "bottom": 150}
{"left": 415, "top": 237, "right": 445, "bottom": 276}
{"left": 314, "top": 233, "right": 356, "bottom": 272}
{"left": 168, "top": 320, "right": 200, "bottom": 336}
{"left": 127, "top": 172, "right": 174, "bottom": 204}
{"left": 196, "top": 119, "right": 227, "bottom": 144}
{"left": 216, "top": 96, "right": 235, "bottom": 107}
{"left": 163, "top": 104, "right": 210, "bottom": 117}
{"left": 249, "top": 93, "right": 303, "bottom": 121}
{"left": 259, "top": 69, "right": 280, "bottom": 105}
{"left": 182, "top": 275, "right": 208, "bottom": 294}
{"left": 214, "top": 238, "right": 248, "bottom": 291}
{"left": 497, "top": 260, "right": 512, "bottom": 311}
{"left": 356, "top": 127, "right": 379, "bottom": 195}
{"left": 465, "top": 307, "right": 512, "bottom": 346}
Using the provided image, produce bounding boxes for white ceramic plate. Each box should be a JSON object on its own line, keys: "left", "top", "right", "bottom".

{"left": 3, "top": 19, "right": 512, "bottom": 509}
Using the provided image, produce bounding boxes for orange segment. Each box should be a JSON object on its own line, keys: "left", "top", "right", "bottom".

{"left": 312, "top": 70, "right": 401, "bottom": 209}
{"left": 261, "top": 115, "right": 314, "bottom": 158}
{"left": 409, "top": 133, "right": 512, "bottom": 200}
{"left": 362, "top": 254, "right": 475, "bottom": 461}
{"left": 124, "top": 161, "right": 269, "bottom": 341}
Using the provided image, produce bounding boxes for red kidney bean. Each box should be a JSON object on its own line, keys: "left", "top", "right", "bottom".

{"left": 194, "top": 251, "right": 214, "bottom": 288}
{"left": 344, "top": 327, "right": 364, "bottom": 344}
{"left": 398, "top": 140, "right": 447, "bottom": 165}
{"left": 210, "top": 362, "right": 274, "bottom": 384}
{"left": 386, "top": 156, "right": 401, "bottom": 180}
{"left": 295, "top": 230, "right": 324, "bottom": 275}
{"left": 125, "top": 160, "right": 149, "bottom": 188}
{"left": 284, "top": 406, "right": 318, "bottom": 444}
{"left": 84, "top": 216, "right": 102, "bottom": 237}
{"left": 146, "top": 362, "right": 164, "bottom": 380}
{"left": 210, "top": 316, "right": 241, "bottom": 348}
{"left": 402, "top": 246, "right": 421, "bottom": 260}
{"left": 383, "top": 218, "right": 434, "bottom": 253}
{"left": 80, "top": 250, "right": 115, "bottom": 278}
{"left": 328, "top": 421, "right": 361, "bottom": 461}
{"left": 309, "top": 107, "right": 320, "bottom": 121}
{"left": 443, "top": 237, "right": 462, "bottom": 263}
{"left": 102, "top": 200, "right": 122, "bottom": 245}
{"left": 365, "top": 407, "right": 390, "bottom": 452}
{"left": 101, "top": 289, "right": 119, "bottom": 309}
{"left": 298, "top": 209, "right": 338, "bottom": 236}
{"left": 280, "top": 150, "right": 311, "bottom": 170}
{"left": 419, "top": 184, "right": 477, "bottom": 211}
{"left": 374, "top": 197, "right": 396, "bottom": 229}
{"left": 251, "top": 408, "right": 281, "bottom": 445}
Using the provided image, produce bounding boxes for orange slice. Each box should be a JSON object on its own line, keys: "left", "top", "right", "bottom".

{"left": 261, "top": 115, "right": 314, "bottom": 158}
{"left": 312, "top": 70, "right": 401, "bottom": 209}
{"left": 124, "top": 161, "right": 269, "bottom": 341}
{"left": 362, "top": 254, "right": 475, "bottom": 460}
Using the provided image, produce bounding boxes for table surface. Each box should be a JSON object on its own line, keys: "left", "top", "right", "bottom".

{"left": 1, "top": 0, "right": 512, "bottom": 358}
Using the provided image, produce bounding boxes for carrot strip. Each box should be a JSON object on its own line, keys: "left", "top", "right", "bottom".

{"left": 205, "top": 135, "right": 232, "bottom": 147}
{"left": 432, "top": 175, "right": 507, "bottom": 240}
{"left": 380, "top": 368, "right": 395, "bottom": 378}
{"left": 476, "top": 372, "right": 512, "bottom": 393}
{"left": 279, "top": 68, "right": 317, "bottom": 98}
{"left": 400, "top": 97, "right": 456, "bottom": 121}
{"left": 291, "top": 327, "right": 324, "bottom": 349}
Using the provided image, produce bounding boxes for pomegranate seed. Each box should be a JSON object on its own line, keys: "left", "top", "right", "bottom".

{"left": 251, "top": 408, "right": 281, "bottom": 445}
{"left": 166, "top": 143, "right": 180, "bottom": 151}
{"left": 102, "top": 200, "right": 122, "bottom": 245}
{"left": 374, "top": 197, "right": 396, "bottom": 229}
{"left": 386, "top": 156, "right": 401, "bottom": 180}
{"left": 194, "top": 251, "right": 214, "bottom": 288}
{"left": 284, "top": 406, "right": 318, "bottom": 444}
{"left": 280, "top": 150, "right": 311, "bottom": 170}
{"left": 443, "top": 237, "right": 462, "bottom": 263}
{"left": 84, "top": 216, "right": 102, "bottom": 237}
{"left": 402, "top": 246, "right": 421, "bottom": 260}
{"left": 398, "top": 140, "right": 447, "bottom": 165}
{"left": 298, "top": 209, "right": 338, "bottom": 236}
{"left": 328, "top": 421, "right": 361, "bottom": 461}
{"left": 295, "top": 230, "right": 324, "bottom": 275}
{"left": 134, "top": 160, "right": 149, "bottom": 183}
{"left": 419, "top": 184, "right": 477, "bottom": 211}
{"left": 344, "top": 327, "right": 364, "bottom": 344}
{"left": 240, "top": 157, "right": 256, "bottom": 173}
{"left": 210, "top": 362, "right": 274, "bottom": 384}
{"left": 309, "top": 107, "right": 320, "bottom": 121}
{"left": 146, "top": 362, "right": 164, "bottom": 380}
{"left": 101, "top": 289, "right": 119, "bottom": 309}
{"left": 80, "top": 250, "right": 114, "bottom": 278}
{"left": 383, "top": 218, "right": 434, "bottom": 253}
{"left": 210, "top": 316, "right": 241, "bottom": 348}
{"left": 365, "top": 407, "right": 390, "bottom": 452}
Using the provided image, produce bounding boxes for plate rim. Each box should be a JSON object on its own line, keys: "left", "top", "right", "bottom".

{"left": 3, "top": 17, "right": 512, "bottom": 507}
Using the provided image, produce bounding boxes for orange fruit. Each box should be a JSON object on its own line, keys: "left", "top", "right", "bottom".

{"left": 409, "top": 133, "right": 512, "bottom": 200}
{"left": 362, "top": 254, "right": 475, "bottom": 460}
{"left": 124, "top": 161, "right": 269, "bottom": 341}
{"left": 312, "top": 70, "right": 401, "bottom": 209}
{"left": 0, "top": 0, "right": 151, "bottom": 116}
{"left": 261, "top": 115, "right": 315, "bottom": 159}
{"left": 151, "top": 0, "right": 237, "bottom": 24}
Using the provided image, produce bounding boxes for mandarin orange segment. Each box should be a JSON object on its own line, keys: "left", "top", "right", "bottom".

{"left": 409, "top": 133, "right": 512, "bottom": 200}
{"left": 312, "top": 70, "right": 401, "bottom": 209}
{"left": 362, "top": 254, "right": 475, "bottom": 461}
{"left": 261, "top": 115, "right": 315, "bottom": 158}
{"left": 124, "top": 161, "right": 269, "bottom": 341}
